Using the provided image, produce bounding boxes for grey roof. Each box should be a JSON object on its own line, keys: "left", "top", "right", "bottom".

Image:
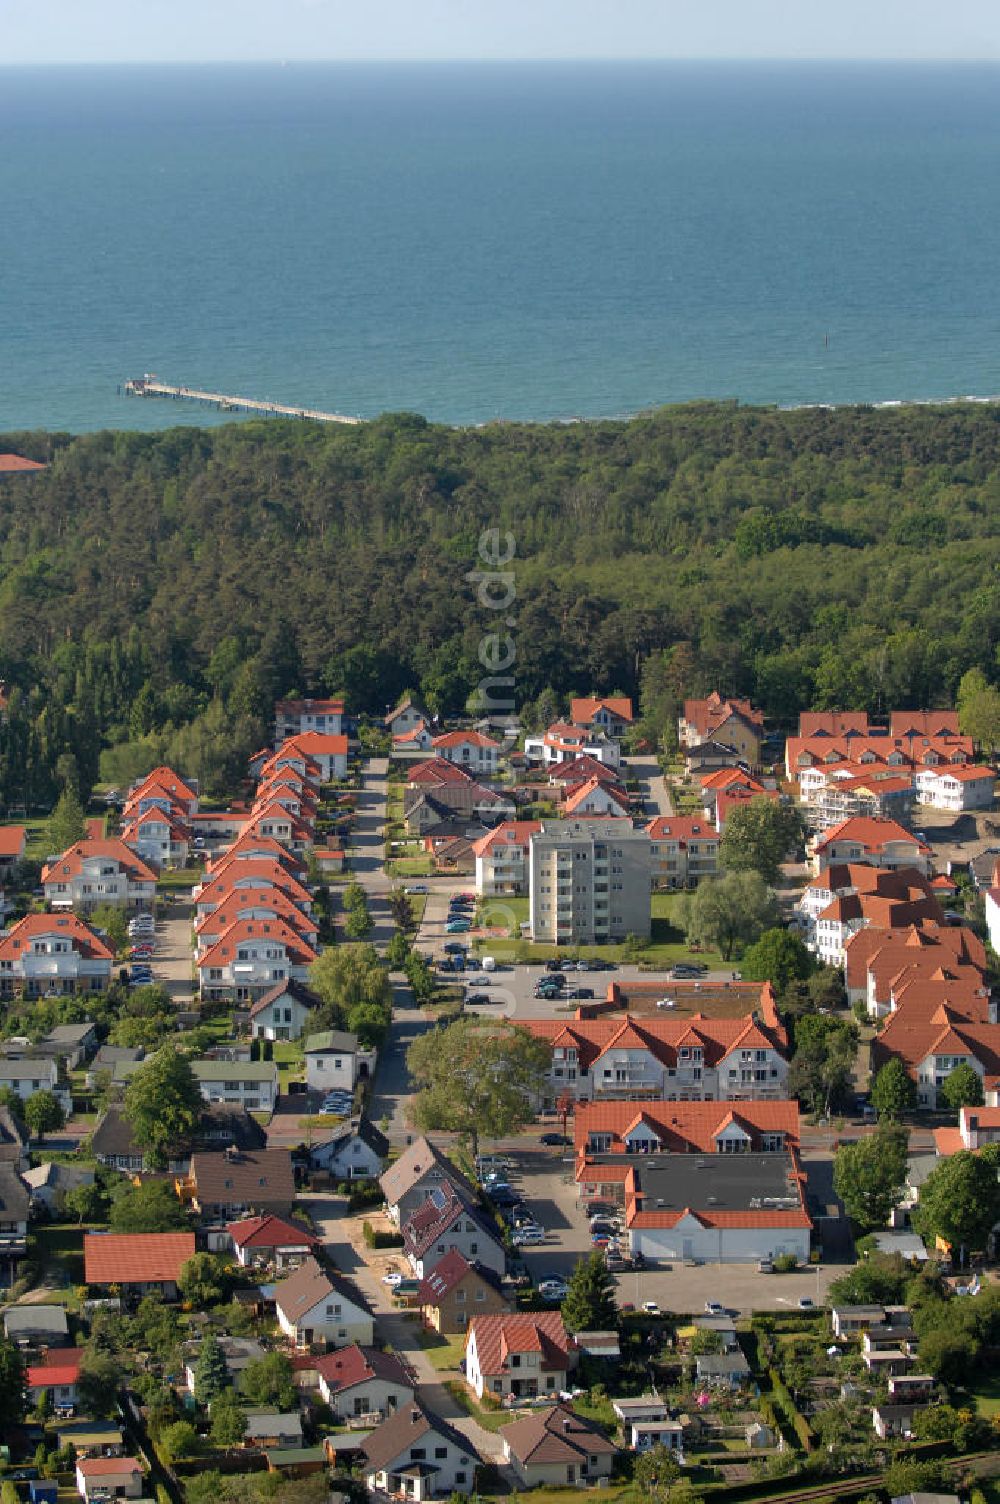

{"left": 3, "top": 1304, "right": 69, "bottom": 1337}
{"left": 192, "top": 1059, "right": 278, "bottom": 1083}
{"left": 303, "top": 1030, "right": 360, "bottom": 1055}
{"left": 695, "top": 1352, "right": 750, "bottom": 1377}
{"left": 249, "top": 979, "right": 324, "bottom": 1018}
{"left": 92, "top": 1103, "right": 266, "bottom": 1162}
{"left": 0, "top": 1105, "right": 26, "bottom": 1163}
{"left": 0, "top": 1058, "right": 56, "bottom": 1079}
{"left": 244, "top": 1410, "right": 303, "bottom": 1442}
{"left": 379, "top": 1136, "right": 474, "bottom": 1210}
{"left": 23, "top": 1163, "right": 94, "bottom": 1194}
{"left": 274, "top": 1256, "right": 373, "bottom": 1326}
{"left": 313, "top": 1116, "right": 389, "bottom": 1162}
{"left": 628, "top": 1151, "right": 808, "bottom": 1219}
{"left": 91, "top": 1045, "right": 145, "bottom": 1069}
{"left": 0, "top": 1163, "right": 29, "bottom": 1221}
{"left": 46, "top": 1023, "right": 97, "bottom": 1045}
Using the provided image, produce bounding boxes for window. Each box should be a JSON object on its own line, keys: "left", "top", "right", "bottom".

{"left": 435, "top": 1447, "right": 447, "bottom": 1459}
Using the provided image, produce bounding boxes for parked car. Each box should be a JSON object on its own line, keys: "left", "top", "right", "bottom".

{"left": 446, "top": 920, "right": 471, "bottom": 933}
{"left": 537, "top": 1279, "right": 569, "bottom": 1300}
{"left": 539, "top": 1132, "right": 569, "bottom": 1146}
{"left": 444, "top": 942, "right": 467, "bottom": 954}
{"left": 643, "top": 1300, "right": 660, "bottom": 1315}
{"left": 705, "top": 1300, "right": 724, "bottom": 1315}
{"left": 465, "top": 993, "right": 491, "bottom": 1006}
{"left": 545, "top": 959, "right": 566, "bottom": 972}
{"left": 798, "top": 1297, "right": 814, "bottom": 1309}
{"left": 404, "top": 884, "right": 428, "bottom": 894}
{"left": 575, "top": 987, "right": 594, "bottom": 1000}
{"left": 656, "top": 997, "right": 677, "bottom": 1010}
{"left": 488, "top": 1187, "right": 520, "bottom": 1207}
{"left": 513, "top": 1227, "right": 546, "bottom": 1246}
{"left": 382, "top": 1271, "right": 404, "bottom": 1288}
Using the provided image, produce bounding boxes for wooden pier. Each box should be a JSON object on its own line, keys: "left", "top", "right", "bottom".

{"left": 122, "top": 375, "right": 362, "bottom": 425}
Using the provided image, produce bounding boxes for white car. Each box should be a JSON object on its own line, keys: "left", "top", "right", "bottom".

{"left": 655, "top": 997, "right": 676, "bottom": 1010}
{"left": 382, "top": 1271, "right": 403, "bottom": 1288}
{"left": 537, "top": 1280, "right": 569, "bottom": 1299}
{"left": 705, "top": 1300, "right": 724, "bottom": 1315}
{"left": 512, "top": 1227, "right": 546, "bottom": 1246}
{"left": 643, "top": 1300, "right": 660, "bottom": 1315}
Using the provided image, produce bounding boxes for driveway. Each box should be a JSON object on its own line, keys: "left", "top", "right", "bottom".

{"left": 626, "top": 754, "right": 673, "bottom": 819}
{"left": 367, "top": 987, "right": 435, "bottom": 1145}
{"left": 152, "top": 905, "right": 195, "bottom": 1003}
{"left": 340, "top": 757, "right": 395, "bottom": 946}
{"left": 301, "top": 1191, "right": 505, "bottom": 1462}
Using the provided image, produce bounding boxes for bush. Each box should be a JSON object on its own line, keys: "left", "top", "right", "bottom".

{"left": 347, "top": 1182, "right": 384, "bottom": 1214}
{"left": 361, "top": 1220, "right": 402, "bottom": 1250}
{"left": 773, "top": 1253, "right": 799, "bottom": 1273}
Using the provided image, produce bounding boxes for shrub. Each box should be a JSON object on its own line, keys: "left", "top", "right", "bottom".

{"left": 773, "top": 1253, "right": 799, "bottom": 1273}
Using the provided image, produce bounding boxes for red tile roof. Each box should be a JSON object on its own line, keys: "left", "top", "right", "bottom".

{"left": 432, "top": 730, "right": 500, "bottom": 750}
{"left": 563, "top": 778, "right": 629, "bottom": 815}
{"left": 84, "top": 1232, "right": 195, "bottom": 1285}
{"left": 42, "top": 837, "right": 157, "bottom": 887}
{"left": 276, "top": 698, "right": 344, "bottom": 717}
{"left": 683, "top": 693, "right": 763, "bottom": 739}
{"left": 466, "top": 1311, "right": 574, "bottom": 1375}
{"left": 195, "top": 887, "right": 317, "bottom": 944}
{"left": 77, "top": 1458, "right": 142, "bottom": 1478}
{"left": 573, "top": 1099, "right": 799, "bottom": 1158}
{"left": 813, "top": 817, "right": 929, "bottom": 854}
{"left": 228, "top": 1214, "right": 318, "bottom": 1250}
{"left": 0, "top": 825, "right": 26, "bottom": 858}
{"left": 471, "top": 820, "right": 542, "bottom": 857}
{"left": 548, "top": 754, "right": 621, "bottom": 785}
{"left": 312, "top": 1342, "right": 410, "bottom": 1393}
{"left": 197, "top": 916, "right": 318, "bottom": 971}
{"left": 519, "top": 1008, "right": 788, "bottom": 1075}
{"left": 645, "top": 815, "right": 717, "bottom": 844}
{"left": 569, "top": 697, "right": 633, "bottom": 725}
{"left": 406, "top": 757, "right": 475, "bottom": 787}
{"left": 0, "top": 453, "right": 45, "bottom": 472}
{"left": 0, "top": 912, "right": 114, "bottom": 964}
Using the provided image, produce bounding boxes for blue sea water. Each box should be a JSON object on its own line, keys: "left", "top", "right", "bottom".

{"left": 1, "top": 60, "right": 1000, "bottom": 432}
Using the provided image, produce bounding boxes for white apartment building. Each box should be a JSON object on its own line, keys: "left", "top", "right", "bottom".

{"left": 472, "top": 822, "right": 541, "bottom": 897}
{"left": 0, "top": 913, "right": 114, "bottom": 1000}
{"left": 191, "top": 1060, "right": 279, "bottom": 1113}
{"left": 42, "top": 840, "right": 157, "bottom": 912}
{"left": 915, "top": 765, "right": 995, "bottom": 811}
{"left": 529, "top": 820, "right": 651, "bottom": 945}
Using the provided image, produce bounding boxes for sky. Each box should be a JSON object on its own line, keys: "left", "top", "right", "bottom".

{"left": 1, "top": 0, "right": 999, "bottom": 65}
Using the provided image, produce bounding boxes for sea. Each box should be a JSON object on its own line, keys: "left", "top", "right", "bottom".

{"left": 2, "top": 60, "right": 1000, "bottom": 433}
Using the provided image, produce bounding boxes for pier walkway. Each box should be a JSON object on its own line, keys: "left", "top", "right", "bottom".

{"left": 123, "top": 375, "right": 361, "bottom": 424}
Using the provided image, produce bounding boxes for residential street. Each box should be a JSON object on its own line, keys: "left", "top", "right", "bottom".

{"left": 301, "top": 1191, "right": 507, "bottom": 1464}
{"left": 626, "top": 753, "right": 673, "bottom": 818}
{"left": 341, "top": 756, "right": 395, "bottom": 945}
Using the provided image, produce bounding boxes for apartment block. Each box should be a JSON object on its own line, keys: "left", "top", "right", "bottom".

{"left": 528, "top": 820, "right": 651, "bottom": 945}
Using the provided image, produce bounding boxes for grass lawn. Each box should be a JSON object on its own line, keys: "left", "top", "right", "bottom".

{"left": 387, "top": 856, "right": 435, "bottom": 877}
{"left": 444, "top": 1380, "right": 511, "bottom": 1432}
{"left": 472, "top": 892, "right": 726, "bottom": 969}
{"left": 157, "top": 865, "right": 203, "bottom": 892}
{"left": 478, "top": 895, "right": 528, "bottom": 934}
{"left": 417, "top": 1329, "right": 467, "bottom": 1371}
{"left": 970, "top": 1371, "right": 1000, "bottom": 1416}
{"left": 273, "top": 1039, "right": 305, "bottom": 1085}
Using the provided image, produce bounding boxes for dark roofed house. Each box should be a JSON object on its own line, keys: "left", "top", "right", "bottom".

{"left": 362, "top": 1398, "right": 480, "bottom": 1500}
{"left": 0, "top": 1104, "right": 28, "bottom": 1170}
{"left": 380, "top": 1136, "right": 475, "bottom": 1227}
{"left": 248, "top": 979, "right": 323, "bottom": 1042}
{"left": 274, "top": 1256, "right": 374, "bottom": 1350}
{"left": 0, "top": 1161, "right": 29, "bottom": 1280}
{"left": 418, "top": 1249, "right": 511, "bottom": 1334}
{"left": 402, "top": 1187, "right": 506, "bottom": 1280}
{"left": 309, "top": 1116, "right": 389, "bottom": 1181}
{"left": 501, "top": 1403, "right": 619, "bottom": 1488}
{"left": 92, "top": 1101, "right": 265, "bottom": 1175}
{"left": 186, "top": 1147, "right": 295, "bottom": 1222}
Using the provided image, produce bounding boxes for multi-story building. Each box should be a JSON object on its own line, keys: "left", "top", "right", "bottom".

{"left": 646, "top": 816, "right": 718, "bottom": 888}
{"left": 520, "top": 993, "right": 790, "bottom": 1106}
{"left": 796, "top": 864, "right": 944, "bottom": 966}
{"left": 191, "top": 1059, "right": 279, "bottom": 1114}
{"left": 196, "top": 917, "right": 318, "bottom": 1001}
{"left": 0, "top": 913, "right": 114, "bottom": 1000}
{"left": 472, "top": 821, "right": 542, "bottom": 897}
{"left": 528, "top": 820, "right": 651, "bottom": 944}
{"left": 430, "top": 730, "right": 501, "bottom": 776}
{"left": 274, "top": 697, "right": 344, "bottom": 743}
{"left": 569, "top": 697, "right": 634, "bottom": 738}
{"left": 42, "top": 839, "right": 157, "bottom": 912}
{"left": 679, "top": 694, "right": 764, "bottom": 764}
{"left": 915, "top": 765, "right": 995, "bottom": 811}
{"left": 810, "top": 817, "right": 930, "bottom": 875}
{"left": 524, "top": 722, "right": 622, "bottom": 769}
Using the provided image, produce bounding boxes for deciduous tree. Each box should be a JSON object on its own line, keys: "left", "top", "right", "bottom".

{"left": 676, "top": 870, "right": 778, "bottom": 962}
{"left": 739, "top": 928, "right": 813, "bottom": 991}
{"left": 407, "top": 1018, "right": 551, "bottom": 1158}
{"left": 24, "top": 1089, "right": 65, "bottom": 1142}
{"left": 122, "top": 1044, "right": 202, "bottom": 1169}
{"left": 833, "top": 1124, "right": 908, "bottom": 1232}
{"left": 719, "top": 799, "right": 804, "bottom": 884}
{"left": 110, "top": 1179, "right": 190, "bottom": 1234}
{"left": 870, "top": 1057, "right": 917, "bottom": 1120}
{"left": 912, "top": 1150, "right": 1000, "bottom": 1254}
{"left": 940, "top": 1061, "right": 984, "bottom": 1110}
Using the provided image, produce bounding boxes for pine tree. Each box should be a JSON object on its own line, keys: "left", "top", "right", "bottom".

{"left": 561, "top": 1251, "right": 617, "bottom": 1334}
{"left": 47, "top": 785, "right": 87, "bottom": 854}
{"left": 193, "top": 1333, "right": 229, "bottom": 1406}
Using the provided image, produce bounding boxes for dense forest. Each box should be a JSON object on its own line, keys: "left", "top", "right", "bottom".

{"left": 1, "top": 400, "right": 1000, "bottom": 805}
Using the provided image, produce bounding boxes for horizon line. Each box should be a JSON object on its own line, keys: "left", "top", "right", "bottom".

{"left": 1, "top": 54, "right": 998, "bottom": 68}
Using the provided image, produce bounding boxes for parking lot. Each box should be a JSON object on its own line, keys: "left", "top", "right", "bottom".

{"left": 426, "top": 958, "right": 756, "bottom": 1020}
{"left": 483, "top": 1144, "right": 846, "bottom": 1315}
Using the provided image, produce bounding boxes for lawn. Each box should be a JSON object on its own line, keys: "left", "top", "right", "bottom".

{"left": 387, "top": 856, "right": 435, "bottom": 877}
{"left": 157, "top": 865, "right": 203, "bottom": 892}
{"left": 969, "top": 1371, "right": 1000, "bottom": 1417}
{"left": 444, "top": 1380, "right": 511, "bottom": 1432}
{"left": 470, "top": 891, "right": 725, "bottom": 969}
{"left": 417, "top": 1329, "right": 467, "bottom": 1371}
{"left": 273, "top": 1039, "right": 305, "bottom": 1085}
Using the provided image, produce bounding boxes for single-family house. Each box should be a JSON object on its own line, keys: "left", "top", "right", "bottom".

{"left": 313, "top": 1343, "right": 415, "bottom": 1422}
{"left": 91, "top": 1102, "right": 266, "bottom": 1175}
{"left": 308, "top": 1117, "right": 389, "bottom": 1181}
{"left": 385, "top": 696, "right": 430, "bottom": 740}
{"left": 0, "top": 913, "right": 114, "bottom": 1001}
{"left": 570, "top": 697, "right": 634, "bottom": 738}
{"left": 26, "top": 1347, "right": 84, "bottom": 1413}
{"left": 402, "top": 1187, "right": 505, "bottom": 1281}
{"left": 0, "top": 824, "right": 26, "bottom": 872}
{"left": 362, "top": 1399, "right": 479, "bottom": 1500}
{"left": 0, "top": 1104, "right": 28, "bottom": 1170}
{"left": 22, "top": 1162, "right": 95, "bottom": 1216}
{"left": 83, "top": 1232, "right": 195, "bottom": 1299}
{"left": 464, "top": 1311, "right": 576, "bottom": 1401}
{"left": 75, "top": 1457, "right": 144, "bottom": 1501}
{"left": 679, "top": 694, "right": 764, "bottom": 764}
{"left": 228, "top": 1214, "right": 319, "bottom": 1269}
{"left": 56, "top": 1421, "right": 125, "bottom": 1459}
{"left": 563, "top": 778, "right": 630, "bottom": 818}
{"left": 274, "top": 1256, "right": 374, "bottom": 1349}
{"left": 275, "top": 697, "right": 345, "bottom": 742}
{"left": 184, "top": 1147, "right": 295, "bottom": 1221}
{"left": 418, "top": 1249, "right": 511, "bottom": 1334}
{"left": 431, "top": 730, "right": 501, "bottom": 775}
{"left": 0, "top": 1162, "right": 30, "bottom": 1283}
{"left": 501, "top": 1403, "right": 619, "bottom": 1488}
{"left": 183, "top": 1336, "right": 266, "bottom": 1395}
{"left": 277, "top": 730, "right": 349, "bottom": 781}
{"left": 380, "top": 1136, "right": 476, "bottom": 1227}
{"left": 304, "top": 1029, "right": 375, "bottom": 1093}
{"left": 191, "top": 1057, "right": 279, "bottom": 1113}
